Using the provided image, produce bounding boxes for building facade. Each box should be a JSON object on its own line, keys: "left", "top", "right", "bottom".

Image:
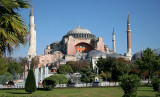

{"left": 39, "top": 14, "right": 132, "bottom": 71}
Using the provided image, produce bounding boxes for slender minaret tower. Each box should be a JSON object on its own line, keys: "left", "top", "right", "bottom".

{"left": 112, "top": 25, "right": 116, "bottom": 53}
{"left": 126, "top": 13, "right": 132, "bottom": 58}
{"left": 27, "top": 7, "right": 36, "bottom": 67}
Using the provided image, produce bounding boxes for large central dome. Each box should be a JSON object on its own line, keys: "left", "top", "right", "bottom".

{"left": 63, "top": 25, "right": 96, "bottom": 39}
{"left": 67, "top": 26, "right": 91, "bottom": 34}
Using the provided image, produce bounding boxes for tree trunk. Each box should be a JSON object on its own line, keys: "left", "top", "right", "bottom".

{"left": 148, "top": 76, "right": 150, "bottom": 84}
{"left": 24, "top": 64, "right": 25, "bottom": 80}
{"left": 148, "top": 70, "right": 151, "bottom": 84}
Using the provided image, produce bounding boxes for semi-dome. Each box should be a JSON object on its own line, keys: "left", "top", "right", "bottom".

{"left": 86, "top": 50, "right": 106, "bottom": 59}
{"left": 132, "top": 52, "right": 142, "bottom": 60}
{"left": 67, "top": 27, "right": 91, "bottom": 34}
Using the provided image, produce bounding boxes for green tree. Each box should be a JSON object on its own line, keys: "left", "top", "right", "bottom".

{"left": 135, "top": 48, "right": 160, "bottom": 83}
{"left": 81, "top": 66, "right": 94, "bottom": 84}
{"left": 0, "top": 57, "right": 8, "bottom": 75}
{"left": 0, "top": 0, "right": 30, "bottom": 56}
{"left": 120, "top": 74, "right": 141, "bottom": 97}
{"left": 66, "top": 60, "right": 90, "bottom": 72}
{"left": 90, "top": 57, "right": 94, "bottom": 72}
{"left": 99, "top": 71, "right": 107, "bottom": 81}
{"left": 66, "top": 61, "right": 78, "bottom": 72}
{"left": 112, "top": 58, "right": 131, "bottom": 81}
{"left": 96, "top": 57, "right": 131, "bottom": 81}
{"left": 7, "top": 62, "right": 24, "bottom": 74}
{"left": 25, "top": 69, "right": 36, "bottom": 93}
{"left": 57, "top": 65, "right": 73, "bottom": 74}
{"left": 151, "top": 78, "right": 160, "bottom": 91}
{"left": 96, "top": 57, "right": 107, "bottom": 74}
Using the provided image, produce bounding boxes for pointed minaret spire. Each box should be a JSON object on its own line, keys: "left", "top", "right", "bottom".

{"left": 127, "top": 12, "right": 130, "bottom": 25}
{"left": 29, "top": 0, "right": 34, "bottom": 16}
{"left": 113, "top": 25, "right": 115, "bottom": 35}
{"left": 30, "top": 7, "right": 34, "bottom": 16}
{"left": 112, "top": 25, "right": 116, "bottom": 53}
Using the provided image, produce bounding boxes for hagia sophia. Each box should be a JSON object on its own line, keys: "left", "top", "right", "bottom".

{"left": 27, "top": 7, "right": 160, "bottom": 85}
{"left": 27, "top": 8, "right": 132, "bottom": 73}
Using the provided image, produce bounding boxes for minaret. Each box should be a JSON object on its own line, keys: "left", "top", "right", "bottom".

{"left": 27, "top": 7, "right": 36, "bottom": 68}
{"left": 112, "top": 25, "right": 116, "bottom": 53}
{"left": 126, "top": 13, "right": 132, "bottom": 58}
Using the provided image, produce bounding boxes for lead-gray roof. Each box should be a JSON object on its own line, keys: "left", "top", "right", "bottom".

{"left": 86, "top": 50, "right": 106, "bottom": 59}
{"left": 132, "top": 52, "right": 142, "bottom": 60}
{"left": 67, "top": 27, "right": 92, "bottom": 34}
{"left": 106, "top": 52, "right": 122, "bottom": 58}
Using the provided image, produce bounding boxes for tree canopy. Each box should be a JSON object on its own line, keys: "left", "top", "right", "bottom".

{"left": 81, "top": 66, "right": 94, "bottom": 83}
{"left": 57, "top": 65, "right": 73, "bottom": 74}
{"left": 0, "top": 57, "right": 8, "bottom": 75}
{"left": 135, "top": 48, "right": 160, "bottom": 83}
{"left": 66, "top": 60, "right": 90, "bottom": 72}
{"left": 96, "top": 57, "right": 132, "bottom": 81}
{"left": 0, "top": 0, "right": 30, "bottom": 56}
{"left": 7, "top": 61, "right": 24, "bottom": 74}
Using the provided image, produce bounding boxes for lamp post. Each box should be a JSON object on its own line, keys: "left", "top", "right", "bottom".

{"left": 28, "top": 56, "right": 31, "bottom": 70}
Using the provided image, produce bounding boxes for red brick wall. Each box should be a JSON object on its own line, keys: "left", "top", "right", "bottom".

{"left": 67, "top": 36, "right": 75, "bottom": 55}
{"left": 96, "top": 37, "right": 104, "bottom": 52}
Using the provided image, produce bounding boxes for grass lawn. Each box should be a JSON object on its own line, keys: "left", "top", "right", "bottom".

{"left": 0, "top": 87, "right": 157, "bottom": 97}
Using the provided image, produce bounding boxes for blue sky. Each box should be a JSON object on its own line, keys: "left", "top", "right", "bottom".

{"left": 12, "top": 0, "right": 160, "bottom": 58}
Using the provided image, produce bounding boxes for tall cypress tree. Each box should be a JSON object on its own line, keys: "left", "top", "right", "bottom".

{"left": 25, "top": 69, "right": 36, "bottom": 93}
{"left": 90, "top": 57, "right": 94, "bottom": 72}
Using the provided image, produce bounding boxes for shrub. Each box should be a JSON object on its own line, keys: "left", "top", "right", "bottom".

{"left": 25, "top": 69, "right": 36, "bottom": 93}
{"left": 151, "top": 78, "right": 160, "bottom": 91}
{"left": 42, "top": 74, "right": 69, "bottom": 91}
{"left": 42, "top": 77, "right": 54, "bottom": 91}
{"left": 120, "top": 74, "right": 141, "bottom": 97}
{"left": 57, "top": 65, "right": 73, "bottom": 74}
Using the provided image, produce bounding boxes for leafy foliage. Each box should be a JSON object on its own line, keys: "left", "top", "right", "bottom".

{"left": 112, "top": 58, "right": 132, "bottom": 81}
{"left": 0, "top": 73, "right": 13, "bottom": 84}
{"left": 57, "top": 65, "right": 73, "bottom": 74}
{"left": 7, "top": 62, "right": 24, "bottom": 74}
{"left": 99, "top": 71, "right": 107, "bottom": 81}
{"left": 0, "top": 0, "right": 29, "bottom": 56}
{"left": 96, "top": 57, "right": 132, "bottom": 81}
{"left": 25, "top": 69, "right": 36, "bottom": 94}
{"left": 135, "top": 48, "right": 160, "bottom": 83}
{"left": 42, "top": 74, "right": 69, "bottom": 91}
{"left": 151, "top": 78, "right": 160, "bottom": 91}
{"left": 120, "top": 74, "right": 141, "bottom": 97}
{"left": 96, "top": 57, "right": 107, "bottom": 73}
{"left": 66, "top": 60, "right": 90, "bottom": 72}
{"left": 0, "top": 57, "right": 8, "bottom": 75}
{"left": 81, "top": 66, "right": 94, "bottom": 83}
{"left": 99, "top": 71, "right": 111, "bottom": 81}
{"left": 90, "top": 57, "right": 94, "bottom": 72}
